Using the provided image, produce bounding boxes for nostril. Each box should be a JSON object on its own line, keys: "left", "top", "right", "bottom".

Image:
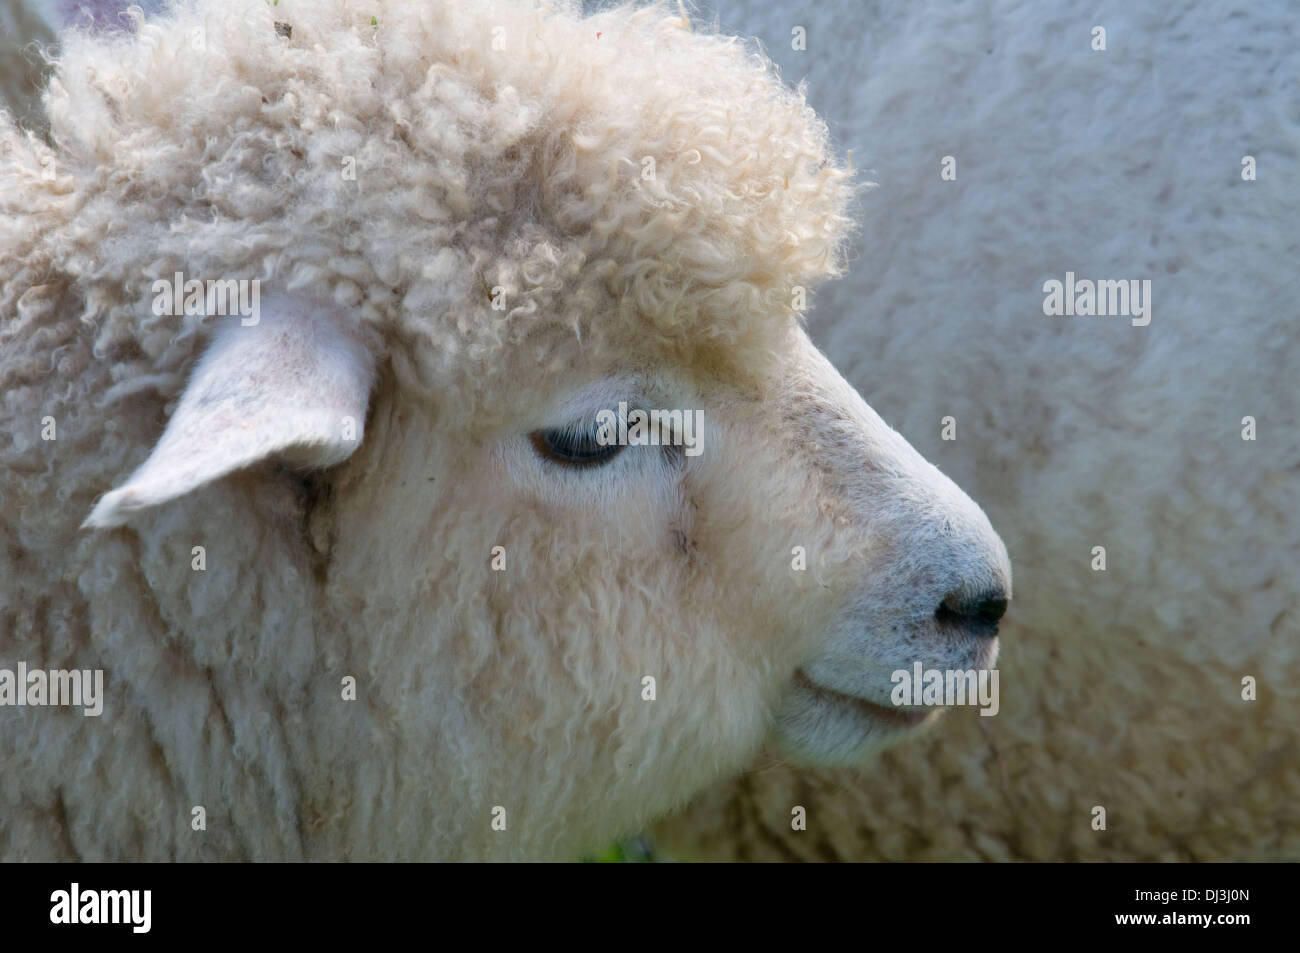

{"left": 974, "top": 597, "right": 1008, "bottom": 623}
{"left": 936, "top": 590, "right": 1008, "bottom": 633}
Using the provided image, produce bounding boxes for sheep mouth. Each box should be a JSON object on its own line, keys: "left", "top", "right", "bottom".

{"left": 792, "top": 670, "right": 932, "bottom": 728}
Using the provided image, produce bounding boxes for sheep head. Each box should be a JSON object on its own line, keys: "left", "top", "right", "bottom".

{"left": 23, "top": 0, "right": 1010, "bottom": 858}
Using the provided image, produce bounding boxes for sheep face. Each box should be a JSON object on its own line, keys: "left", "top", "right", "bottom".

{"left": 79, "top": 291, "right": 1008, "bottom": 856}
{"left": 277, "top": 300, "right": 1010, "bottom": 852}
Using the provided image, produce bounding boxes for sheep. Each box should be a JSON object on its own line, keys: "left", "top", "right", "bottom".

{"left": 651, "top": 0, "right": 1300, "bottom": 861}
{"left": 0, "top": 0, "right": 1013, "bottom": 860}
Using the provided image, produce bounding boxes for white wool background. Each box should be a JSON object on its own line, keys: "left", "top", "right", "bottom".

{"left": 653, "top": 0, "right": 1300, "bottom": 860}
{"left": 0, "top": 0, "right": 56, "bottom": 132}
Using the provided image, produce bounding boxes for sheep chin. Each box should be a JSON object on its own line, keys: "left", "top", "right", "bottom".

{"left": 770, "top": 671, "right": 940, "bottom": 767}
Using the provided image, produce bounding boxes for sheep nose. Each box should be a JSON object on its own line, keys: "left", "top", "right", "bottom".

{"left": 935, "top": 589, "right": 1007, "bottom": 636}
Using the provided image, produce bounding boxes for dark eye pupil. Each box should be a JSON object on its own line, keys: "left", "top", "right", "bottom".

{"left": 531, "top": 428, "right": 623, "bottom": 467}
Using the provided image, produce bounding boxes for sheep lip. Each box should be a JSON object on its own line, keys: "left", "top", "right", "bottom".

{"left": 793, "top": 670, "right": 931, "bottom": 726}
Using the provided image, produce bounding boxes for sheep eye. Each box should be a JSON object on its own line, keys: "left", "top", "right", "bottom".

{"left": 530, "top": 426, "right": 624, "bottom": 467}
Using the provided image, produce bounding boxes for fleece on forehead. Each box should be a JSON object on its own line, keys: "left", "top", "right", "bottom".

{"left": 3, "top": 0, "right": 854, "bottom": 405}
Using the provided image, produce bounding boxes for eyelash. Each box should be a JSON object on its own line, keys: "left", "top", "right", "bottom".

{"left": 529, "top": 424, "right": 624, "bottom": 467}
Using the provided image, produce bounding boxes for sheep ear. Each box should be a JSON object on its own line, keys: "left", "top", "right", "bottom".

{"left": 84, "top": 294, "right": 376, "bottom": 529}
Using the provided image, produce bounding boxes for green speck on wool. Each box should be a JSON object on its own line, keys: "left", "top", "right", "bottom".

{"left": 580, "top": 837, "right": 661, "bottom": 863}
